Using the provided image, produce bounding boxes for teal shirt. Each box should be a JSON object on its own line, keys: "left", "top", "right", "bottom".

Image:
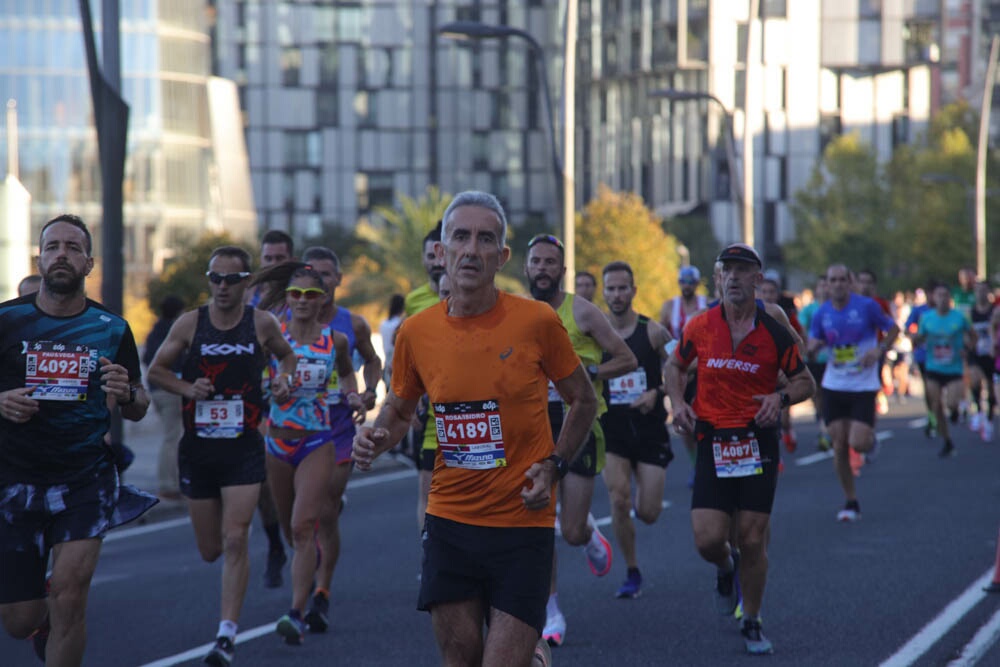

{"left": 918, "top": 309, "right": 969, "bottom": 375}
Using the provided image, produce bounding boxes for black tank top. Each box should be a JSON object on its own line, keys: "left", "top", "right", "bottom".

{"left": 181, "top": 305, "right": 267, "bottom": 435}
{"left": 971, "top": 304, "right": 994, "bottom": 358}
{"left": 606, "top": 315, "right": 667, "bottom": 422}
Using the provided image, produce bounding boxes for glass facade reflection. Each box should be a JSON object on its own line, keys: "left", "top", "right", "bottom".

{"left": 0, "top": 0, "right": 256, "bottom": 299}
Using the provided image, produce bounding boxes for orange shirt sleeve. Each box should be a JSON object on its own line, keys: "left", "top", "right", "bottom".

{"left": 390, "top": 318, "right": 425, "bottom": 400}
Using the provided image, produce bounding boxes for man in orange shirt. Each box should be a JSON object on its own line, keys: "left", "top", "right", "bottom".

{"left": 353, "top": 191, "right": 597, "bottom": 667}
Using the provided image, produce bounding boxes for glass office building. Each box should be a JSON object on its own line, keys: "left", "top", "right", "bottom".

{"left": 0, "top": 0, "right": 256, "bottom": 296}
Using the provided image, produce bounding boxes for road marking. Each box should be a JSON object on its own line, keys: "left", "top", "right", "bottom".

{"left": 347, "top": 468, "right": 417, "bottom": 489}
{"left": 880, "top": 568, "right": 994, "bottom": 667}
{"left": 908, "top": 418, "right": 928, "bottom": 429}
{"left": 137, "top": 623, "right": 274, "bottom": 667}
{"left": 947, "top": 606, "right": 1000, "bottom": 666}
{"left": 592, "top": 501, "right": 671, "bottom": 528}
{"left": 794, "top": 431, "right": 891, "bottom": 467}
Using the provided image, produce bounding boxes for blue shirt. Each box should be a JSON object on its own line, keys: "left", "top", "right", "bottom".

{"left": 905, "top": 303, "right": 931, "bottom": 364}
{"left": 809, "top": 293, "right": 895, "bottom": 392}
{"left": 918, "top": 309, "right": 969, "bottom": 376}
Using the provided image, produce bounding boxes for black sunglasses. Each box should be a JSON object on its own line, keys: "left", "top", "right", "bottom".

{"left": 206, "top": 271, "right": 251, "bottom": 285}
{"left": 527, "top": 234, "right": 564, "bottom": 251}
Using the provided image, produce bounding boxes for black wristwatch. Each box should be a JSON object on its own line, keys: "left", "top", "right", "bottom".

{"left": 778, "top": 391, "right": 790, "bottom": 408}
{"left": 545, "top": 454, "right": 569, "bottom": 479}
{"left": 586, "top": 364, "right": 599, "bottom": 381}
{"left": 119, "top": 385, "right": 137, "bottom": 406}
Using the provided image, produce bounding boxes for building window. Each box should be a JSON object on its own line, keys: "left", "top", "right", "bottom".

{"left": 819, "top": 113, "right": 842, "bottom": 154}
{"left": 734, "top": 69, "right": 746, "bottom": 110}
{"left": 737, "top": 24, "right": 747, "bottom": 64}
{"left": 687, "top": 16, "right": 709, "bottom": 62}
{"left": 630, "top": 30, "right": 642, "bottom": 71}
{"left": 357, "top": 171, "right": 394, "bottom": 213}
{"left": 354, "top": 90, "right": 376, "bottom": 127}
{"left": 472, "top": 131, "right": 489, "bottom": 170}
{"left": 892, "top": 114, "right": 910, "bottom": 149}
{"left": 281, "top": 47, "right": 302, "bottom": 86}
{"left": 284, "top": 130, "right": 321, "bottom": 168}
{"left": 761, "top": 0, "right": 787, "bottom": 18}
{"left": 604, "top": 36, "right": 618, "bottom": 75}
{"left": 652, "top": 24, "right": 677, "bottom": 67}
{"left": 320, "top": 44, "right": 338, "bottom": 86}
{"left": 317, "top": 90, "right": 338, "bottom": 126}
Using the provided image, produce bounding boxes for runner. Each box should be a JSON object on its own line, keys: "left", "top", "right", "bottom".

{"left": 16, "top": 274, "right": 41, "bottom": 297}
{"left": 148, "top": 246, "right": 297, "bottom": 667}
{"left": 666, "top": 243, "right": 814, "bottom": 655}
{"left": 250, "top": 262, "right": 360, "bottom": 644}
{"left": 759, "top": 272, "right": 802, "bottom": 452}
{"left": 0, "top": 214, "right": 157, "bottom": 665}
{"left": 798, "top": 276, "right": 831, "bottom": 450}
{"left": 524, "top": 233, "right": 637, "bottom": 647}
{"left": 143, "top": 294, "right": 187, "bottom": 499}
{"left": 905, "top": 288, "right": 935, "bottom": 436}
{"left": 353, "top": 190, "right": 598, "bottom": 667}
{"left": 299, "top": 246, "right": 381, "bottom": 632}
{"left": 968, "top": 281, "right": 995, "bottom": 441}
{"left": 404, "top": 221, "right": 445, "bottom": 317}
{"left": 806, "top": 264, "right": 898, "bottom": 522}
{"left": 856, "top": 269, "right": 893, "bottom": 416}
{"left": 599, "top": 261, "right": 674, "bottom": 599}
{"left": 379, "top": 294, "right": 405, "bottom": 390}
{"left": 913, "top": 282, "right": 973, "bottom": 458}
{"left": 574, "top": 271, "right": 597, "bottom": 303}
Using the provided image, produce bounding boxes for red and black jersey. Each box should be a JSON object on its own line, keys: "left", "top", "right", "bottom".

{"left": 674, "top": 303, "right": 805, "bottom": 429}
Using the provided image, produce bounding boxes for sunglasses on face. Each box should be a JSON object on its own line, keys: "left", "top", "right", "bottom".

{"left": 527, "top": 234, "right": 565, "bottom": 252}
{"left": 206, "top": 271, "right": 251, "bottom": 285}
{"left": 679, "top": 279, "right": 699, "bottom": 286}
{"left": 285, "top": 287, "right": 326, "bottom": 300}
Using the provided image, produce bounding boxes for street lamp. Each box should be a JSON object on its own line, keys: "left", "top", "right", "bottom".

{"left": 651, "top": 88, "right": 749, "bottom": 246}
{"left": 438, "top": 19, "right": 575, "bottom": 282}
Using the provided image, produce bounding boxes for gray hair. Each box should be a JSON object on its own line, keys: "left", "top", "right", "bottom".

{"left": 441, "top": 191, "right": 508, "bottom": 247}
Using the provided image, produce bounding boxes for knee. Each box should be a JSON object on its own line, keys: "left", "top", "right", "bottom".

{"left": 1, "top": 604, "right": 46, "bottom": 640}
{"left": 608, "top": 487, "right": 632, "bottom": 516}
{"left": 737, "top": 534, "right": 767, "bottom": 563}
{"left": 635, "top": 504, "right": 661, "bottom": 525}
{"left": 693, "top": 532, "right": 726, "bottom": 560}
{"left": 198, "top": 544, "right": 223, "bottom": 563}
{"left": 562, "top": 522, "right": 589, "bottom": 546}
{"left": 290, "top": 517, "right": 317, "bottom": 548}
{"left": 221, "top": 527, "right": 249, "bottom": 558}
{"left": 48, "top": 582, "right": 88, "bottom": 623}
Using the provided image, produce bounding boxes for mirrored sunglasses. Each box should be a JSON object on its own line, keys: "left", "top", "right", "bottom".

{"left": 527, "top": 234, "right": 564, "bottom": 251}
{"left": 206, "top": 271, "right": 251, "bottom": 285}
{"left": 285, "top": 287, "right": 326, "bottom": 300}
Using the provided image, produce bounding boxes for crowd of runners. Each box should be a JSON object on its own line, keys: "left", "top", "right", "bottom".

{"left": 1, "top": 197, "right": 997, "bottom": 666}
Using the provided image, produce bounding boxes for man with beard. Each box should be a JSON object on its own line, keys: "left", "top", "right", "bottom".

{"left": 405, "top": 222, "right": 446, "bottom": 317}
{"left": 599, "top": 261, "right": 674, "bottom": 599}
{"left": 353, "top": 191, "right": 596, "bottom": 667}
{"left": 524, "top": 234, "right": 637, "bottom": 647}
{"left": 148, "top": 246, "right": 296, "bottom": 666}
{"left": 659, "top": 266, "right": 707, "bottom": 340}
{"left": 0, "top": 214, "right": 157, "bottom": 665}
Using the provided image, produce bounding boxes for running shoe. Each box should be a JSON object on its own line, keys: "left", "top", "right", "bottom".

{"left": 715, "top": 550, "right": 740, "bottom": 615}
{"left": 203, "top": 636, "right": 235, "bottom": 667}
{"left": 615, "top": 569, "right": 642, "bottom": 599}
{"left": 782, "top": 430, "right": 797, "bottom": 453}
{"left": 836, "top": 500, "right": 861, "bottom": 522}
{"left": 983, "top": 420, "right": 994, "bottom": 443}
{"left": 971, "top": 413, "right": 982, "bottom": 433}
{"left": 264, "top": 548, "right": 287, "bottom": 589}
{"left": 533, "top": 637, "right": 553, "bottom": 666}
{"left": 276, "top": 611, "right": 306, "bottom": 645}
{"left": 817, "top": 433, "right": 832, "bottom": 452}
{"left": 542, "top": 608, "right": 567, "bottom": 647}
{"left": 584, "top": 514, "right": 612, "bottom": 577}
{"left": 938, "top": 440, "right": 955, "bottom": 458}
{"left": 849, "top": 448, "right": 864, "bottom": 477}
{"left": 876, "top": 392, "right": 889, "bottom": 416}
{"left": 924, "top": 412, "right": 937, "bottom": 438}
{"left": 733, "top": 598, "right": 744, "bottom": 621}
{"left": 29, "top": 616, "right": 49, "bottom": 663}
{"left": 741, "top": 617, "right": 774, "bottom": 655}
{"left": 305, "top": 590, "right": 330, "bottom": 633}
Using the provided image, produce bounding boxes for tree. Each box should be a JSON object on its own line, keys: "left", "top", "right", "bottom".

{"left": 575, "top": 184, "right": 682, "bottom": 316}
{"left": 146, "top": 233, "right": 239, "bottom": 313}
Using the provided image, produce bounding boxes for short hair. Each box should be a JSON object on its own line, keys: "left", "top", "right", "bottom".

{"left": 441, "top": 191, "right": 508, "bottom": 247}
{"left": 40, "top": 214, "right": 92, "bottom": 255}
{"left": 424, "top": 220, "right": 443, "bottom": 246}
{"left": 261, "top": 230, "right": 294, "bottom": 255}
{"left": 858, "top": 268, "right": 877, "bottom": 283}
{"left": 601, "top": 261, "right": 634, "bottom": 284}
{"left": 388, "top": 293, "right": 405, "bottom": 318}
{"left": 575, "top": 270, "right": 597, "bottom": 285}
{"left": 158, "top": 295, "right": 185, "bottom": 319}
{"left": 301, "top": 246, "right": 341, "bottom": 272}
{"left": 209, "top": 245, "right": 252, "bottom": 272}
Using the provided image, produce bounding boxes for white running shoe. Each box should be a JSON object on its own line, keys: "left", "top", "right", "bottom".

{"left": 983, "top": 420, "right": 994, "bottom": 443}
{"left": 542, "top": 609, "right": 566, "bottom": 647}
{"left": 971, "top": 413, "right": 982, "bottom": 433}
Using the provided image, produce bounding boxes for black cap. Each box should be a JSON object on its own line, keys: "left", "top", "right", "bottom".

{"left": 716, "top": 244, "right": 762, "bottom": 268}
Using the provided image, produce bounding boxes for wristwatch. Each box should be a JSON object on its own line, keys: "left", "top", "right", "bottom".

{"left": 119, "top": 385, "right": 137, "bottom": 406}
{"left": 545, "top": 454, "right": 569, "bottom": 479}
{"left": 586, "top": 364, "right": 599, "bottom": 381}
{"left": 778, "top": 391, "right": 790, "bottom": 408}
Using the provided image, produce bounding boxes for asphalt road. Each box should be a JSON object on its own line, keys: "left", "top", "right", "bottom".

{"left": 4, "top": 397, "right": 1000, "bottom": 666}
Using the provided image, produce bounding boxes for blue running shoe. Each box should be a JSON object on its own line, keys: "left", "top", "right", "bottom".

{"left": 276, "top": 611, "right": 306, "bottom": 645}
{"left": 615, "top": 569, "right": 642, "bottom": 599}
{"left": 741, "top": 617, "right": 774, "bottom": 655}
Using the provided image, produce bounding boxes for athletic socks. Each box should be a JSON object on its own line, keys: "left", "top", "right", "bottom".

{"left": 218, "top": 620, "right": 238, "bottom": 640}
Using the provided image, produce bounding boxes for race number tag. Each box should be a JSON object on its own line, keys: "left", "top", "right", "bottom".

{"left": 832, "top": 344, "right": 859, "bottom": 370}
{"left": 546, "top": 380, "right": 562, "bottom": 403}
{"left": 325, "top": 371, "right": 343, "bottom": 405}
{"left": 295, "top": 360, "right": 328, "bottom": 390}
{"left": 434, "top": 399, "right": 506, "bottom": 470}
{"left": 25, "top": 341, "right": 95, "bottom": 401}
{"left": 975, "top": 325, "right": 992, "bottom": 356}
{"left": 931, "top": 343, "right": 954, "bottom": 365}
{"left": 608, "top": 370, "right": 647, "bottom": 406}
{"left": 712, "top": 431, "right": 763, "bottom": 478}
{"left": 194, "top": 397, "right": 244, "bottom": 438}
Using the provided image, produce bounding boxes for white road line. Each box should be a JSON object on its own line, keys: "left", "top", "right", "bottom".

{"left": 908, "top": 418, "right": 929, "bottom": 429}
{"left": 794, "top": 430, "right": 891, "bottom": 467}
{"left": 947, "top": 606, "right": 1000, "bottom": 667}
{"left": 880, "top": 568, "right": 994, "bottom": 667}
{"left": 105, "top": 517, "right": 190, "bottom": 542}
{"left": 137, "top": 623, "right": 274, "bottom": 667}
{"left": 347, "top": 468, "right": 417, "bottom": 489}
{"left": 591, "top": 501, "right": 671, "bottom": 527}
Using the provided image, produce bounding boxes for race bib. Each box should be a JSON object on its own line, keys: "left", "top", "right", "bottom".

{"left": 25, "top": 341, "right": 96, "bottom": 401}
{"left": 195, "top": 397, "right": 244, "bottom": 438}
{"left": 832, "top": 344, "right": 859, "bottom": 369}
{"left": 295, "top": 359, "right": 328, "bottom": 390}
{"left": 975, "top": 325, "right": 992, "bottom": 356}
{"left": 608, "top": 370, "right": 647, "bottom": 406}
{"left": 712, "top": 431, "right": 763, "bottom": 478}
{"left": 547, "top": 380, "right": 562, "bottom": 403}
{"left": 932, "top": 343, "right": 955, "bottom": 365}
{"left": 325, "top": 371, "right": 343, "bottom": 405}
{"left": 434, "top": 399, "right": 506, "bottom": 470}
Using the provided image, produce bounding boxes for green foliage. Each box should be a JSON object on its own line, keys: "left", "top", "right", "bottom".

{"left": 663, "top": 208, "right": 721, "bottom": 279}
{"left": 146, "top": 233, "right": 238, "bottom": 312}
{"left": 575, "top": 184, "right": 681, "bottom": 317}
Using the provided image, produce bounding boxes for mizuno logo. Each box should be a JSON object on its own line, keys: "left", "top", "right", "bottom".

{"left": 201, "top": 343, "right": 255, "bottom": 356}
{"left": 500, "top": 347, "right": 513, "bottom": 360}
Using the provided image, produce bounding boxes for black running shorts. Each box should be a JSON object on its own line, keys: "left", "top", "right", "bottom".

{"left": 690, "top": 423, "right": 780, "bottom": 515}
{"left": 601, "top": 412, "right": 673, "bottom": 468}
{"left": 822, "top": 390, "right": 877, "bottom": 426}
{"left": 418, "top": 514, "right": 554, "bottom": 634}
{"left": 178, "top": 431, "right": 266, "bottom": 499}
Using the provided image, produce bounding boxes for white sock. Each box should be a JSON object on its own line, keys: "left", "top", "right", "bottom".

{"left": 218, "top": 620, "right": 238, "bottom": 640}
{"left": 546, "top": 593, "right": 560, "bottom": 616}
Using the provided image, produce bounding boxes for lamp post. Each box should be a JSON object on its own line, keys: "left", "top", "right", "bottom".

{"left": 651, "top": 88, "right": 746, "bottom": 244}
{"left": 438, "top": 19, "right": 575, "bottom": 281}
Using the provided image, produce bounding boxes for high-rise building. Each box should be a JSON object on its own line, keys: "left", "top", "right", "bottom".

{"left": 0, "top": 0, "right": 256, "bottom": 298}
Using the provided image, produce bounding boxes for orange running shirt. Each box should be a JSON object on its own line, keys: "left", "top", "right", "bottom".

{"left": 674, "top": 303, "right": 805, "bottom": 429}
{"left": 392, "top": 291, "right": 581, "bottom": 528}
